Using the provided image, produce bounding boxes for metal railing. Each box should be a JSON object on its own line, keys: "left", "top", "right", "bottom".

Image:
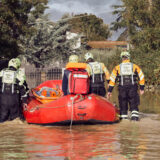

{"left": 25, "top": 67, "right": 62, "bottom": 88}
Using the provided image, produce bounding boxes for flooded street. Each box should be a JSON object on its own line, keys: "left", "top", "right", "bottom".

{"left": 0, "top": 114, "right": 160, "bottom": 160}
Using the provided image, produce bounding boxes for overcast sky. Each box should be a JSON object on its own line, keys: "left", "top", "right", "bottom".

{"left": 45, "top": 0, "right": 122, "bottom": 40}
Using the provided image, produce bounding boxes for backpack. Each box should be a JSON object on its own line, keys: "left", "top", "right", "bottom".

{"left": 68, "top": 69, "right": 89, "bottom": 94}
{"left": 88, "top": 62, "right": 104, "bottom": 84}
{"left": 1, "top": 69, "right": 17, "bottom": 93}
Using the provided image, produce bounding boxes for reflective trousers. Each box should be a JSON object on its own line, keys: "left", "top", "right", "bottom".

{"left": 118, "top": 84, "right": 140, "bottom": 116}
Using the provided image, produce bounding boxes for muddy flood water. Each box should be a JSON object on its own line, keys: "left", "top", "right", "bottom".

{"left": 0, "top": 91, "right": 160, "bottom": 160}
{"left": 0, "top": 113, "right": 160, "bottom": 160}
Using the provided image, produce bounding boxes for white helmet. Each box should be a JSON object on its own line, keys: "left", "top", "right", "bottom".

{"left": 69, "top": 55, "right": 79, "bottom": 63}
{"left": 120, "top": 51, "right": 130, "bottom": 59}
{"left": 84, "top": 52, "right": 93, "bottom": 61}
{"left": 8, "top": 58, "right": 21, "bottom": 69}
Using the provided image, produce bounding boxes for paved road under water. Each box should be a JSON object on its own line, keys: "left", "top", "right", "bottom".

{"left": 0, "top": 113, "right": 160, "bottom": 160}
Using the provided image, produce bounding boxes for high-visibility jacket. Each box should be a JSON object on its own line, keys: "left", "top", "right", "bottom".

{"left": 86, "top": 62, "right": 110, "bottom": 83}
{"left": 108, "top": 59, "right": 145, "bottom": 92}
{"left": 0, "top": 67, "right": 29, "bottom": 103}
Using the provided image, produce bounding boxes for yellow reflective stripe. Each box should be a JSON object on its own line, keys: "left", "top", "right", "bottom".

{"left": 138, "top": 70, "right": 144, "bottom": 81}
{"left": 139, "top": 70, "right": 142, "bottom": 76}
{"left": 110, "top": 75, "right": 116, "bottom": 82}
{"left": 139, "top": 70, "right": 143, "bottom": 78}
{"left": 111, "top": 72, "right": 116, "bottom": 79}
{"left": 109, "top": 75, "right": 116, "bottom": 86}
{"left": 109, "top": 66, "right": 119, "bottom": 87}
{"left": 139, "top": 74, "right": 144, "bottom": 81}
{"left": 110, "top": 76, "right": 115, "bottom": 83}
{"left": 134, "top": 64, "right": 145, "bottom": 85}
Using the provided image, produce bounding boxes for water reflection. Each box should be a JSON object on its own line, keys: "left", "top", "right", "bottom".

{"left": 24, "top": 125, "right": 121, "bottom": 160}
{"left": 0, "top": 121, "right": 29, "bottom": 160}
{"left": 0, "top": 115, "right": 160, "bottom": 160}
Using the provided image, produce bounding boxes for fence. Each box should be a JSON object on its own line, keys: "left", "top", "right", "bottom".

{"left": 25, "top": 67, "right": 62, "bottom": 89}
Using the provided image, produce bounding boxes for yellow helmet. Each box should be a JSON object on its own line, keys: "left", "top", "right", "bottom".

{"left": 84, "top": 52, "right": 93, "bottom": 61}
{"left": 69, "top": 55, "right": 79, "bottom": 63}
{"left": 120, "top": 51, "right": 130, "bottom": 59}
{"left": 8, "top": 58, "right": 21, "bottom": 69}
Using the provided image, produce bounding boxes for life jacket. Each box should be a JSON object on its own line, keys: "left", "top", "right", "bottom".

{"left": 88, "top": 62, "right": 104, "bottom": 85}
{"left": 118, "top": 62, "right": 137, "bottom": 86}
{"left": 1, "top": 68, "right": 18, "bottom": 93}
{"left": 68, "top": 69, "right": 89, "bottom": 95}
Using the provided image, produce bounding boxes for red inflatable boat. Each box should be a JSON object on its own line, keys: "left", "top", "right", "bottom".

{"left": 23, "top": 80, "right": 120, "bottom": 125}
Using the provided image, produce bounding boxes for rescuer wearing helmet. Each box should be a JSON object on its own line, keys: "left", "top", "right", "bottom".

{"left": 62, "top": 54, "right": 88, "bottom": 95}
{"left": 84, "top": 52, "right": 110, "bottom": 97}
{"left": 0, "top": 58, "right": 29, "bottom": 122}
{"left": 69, "top": 55, "right": 79, "bottom": 63}
{"left": 107, "top": 51, "right": 145, "bottom": 121}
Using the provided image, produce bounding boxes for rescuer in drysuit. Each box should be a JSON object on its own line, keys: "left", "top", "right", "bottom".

{"left": 84, "top": 52, "right": 110, "bottom": 97}
{"left": 62, "top": 55, "right": 88, "bottom": 95}
{"left": 0, "top": 58, "right": 29, "bottom": 122}
{"left": 107, "top": 51, "right": 145, "bottom": 121}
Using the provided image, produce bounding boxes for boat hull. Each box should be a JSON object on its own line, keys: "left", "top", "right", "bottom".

{"left": 23, "top": 80, "right": 119, "bottom": 125}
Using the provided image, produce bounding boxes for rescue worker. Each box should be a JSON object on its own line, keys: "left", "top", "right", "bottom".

{"left": 84, "top": 52, "right": 110, "bottom": 97}
{"left": 107, "top": 51, "right": 145, "bottom": 121}
{"left": 62, "top": 55, "right": 88, "bottom": 95}
{"left": 0, "top": 58, "right": 29, "bottom": 122}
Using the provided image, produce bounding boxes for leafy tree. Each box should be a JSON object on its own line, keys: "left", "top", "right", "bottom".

{"left": 0, "top": 0, "right": 48, "bottom": 59}
{"left": 20, "top": 15, "right": 80, "bottom": 67}
{"left": 111, "top": 0, "right": 160, "bottom": 52}
{"left": 70, "top": 13, "right": 111, "bottom": 41}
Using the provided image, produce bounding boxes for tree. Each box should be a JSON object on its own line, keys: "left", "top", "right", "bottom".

{"left": 111, "top": 0, "right": 160, "bottom": 52}
{"left": 70, "top": 13, "right": 111, "bottom": 41}
{"left": 19, "top": 15, "right": 80, "bottom": 67}
{"left": 0, "top": 0, "right": 48, "bottom": 59}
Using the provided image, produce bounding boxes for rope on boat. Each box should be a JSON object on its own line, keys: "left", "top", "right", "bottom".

{"left": 70, "top": 94, "right": 79, "bottom": 130}
{"left": 29, "top": 105, "right": 66, "bottom": 112}
{"left": 27, "top": 94, "right": 85, "bottom": 113}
